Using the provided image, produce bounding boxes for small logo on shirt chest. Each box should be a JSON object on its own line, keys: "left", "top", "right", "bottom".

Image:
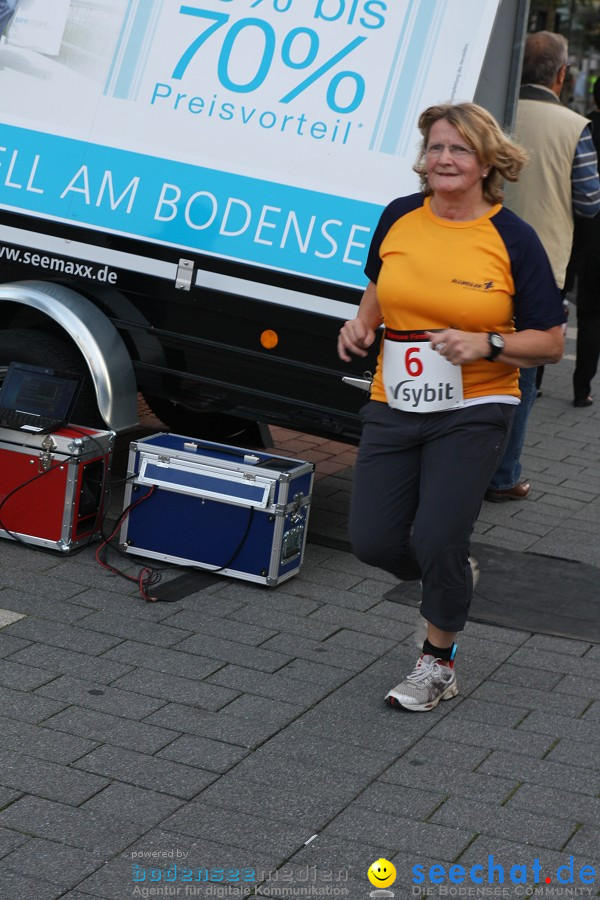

{"left": 451, "top": 278, "right": 495, "bottom": 291}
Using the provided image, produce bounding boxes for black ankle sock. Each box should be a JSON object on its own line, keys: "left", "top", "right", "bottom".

{"left": 423, "top": 639, "right": 455, "bottom": 662}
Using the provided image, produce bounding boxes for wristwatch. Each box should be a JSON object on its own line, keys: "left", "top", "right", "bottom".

{"left": 485, "top": 332, "right": 505, "bottom": 361}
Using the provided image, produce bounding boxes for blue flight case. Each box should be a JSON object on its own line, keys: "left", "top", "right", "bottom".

{"left": 119, "top": 433, "right": 314, "bottom": 586}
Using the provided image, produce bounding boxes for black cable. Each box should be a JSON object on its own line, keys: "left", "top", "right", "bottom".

{"left": 95, "top": 485, "right": 162, "bottom": 601}
{"left": 63, "top": 424, "right": 110, "bottom": 461}
{"left": 0, "top": 464, "right": 65, "bottom": 548}
{"left": 98, "top": 485, "right": 256, "bottom": 601}
{"left": 95, "top": 484, "right": 196, "bottom": 601}
{"left": 206, "top": 504, "right": 255, "bottom": 572}
{"left": 90, "top": 468, "right": 185, "bottom": 601}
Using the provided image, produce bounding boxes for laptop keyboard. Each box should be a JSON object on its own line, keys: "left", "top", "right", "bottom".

{"left": 0, "top": 408, "right": 62, "bottom": 432}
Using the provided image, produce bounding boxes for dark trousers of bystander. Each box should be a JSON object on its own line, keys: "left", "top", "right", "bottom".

{"left": 574, "top": 308, "right": 600, "bottom": 402}
{"left": 488, "top": 366, "right": 537, "bottom": 490}
{"left": 572, "top": 214, "right": 600, "bottom": 404}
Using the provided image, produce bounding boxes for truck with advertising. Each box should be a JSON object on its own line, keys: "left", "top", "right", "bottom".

{"left": 0, "top": 0, "right": 528, "bottom": 441}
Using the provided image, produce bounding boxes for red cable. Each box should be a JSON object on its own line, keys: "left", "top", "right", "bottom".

{"left": 95, "top": 486, "right": 158, "bottom": 600}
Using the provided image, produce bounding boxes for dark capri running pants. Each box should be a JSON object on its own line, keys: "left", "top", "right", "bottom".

{"left": 349, "top": 400, "right": 515, "bottom": 633}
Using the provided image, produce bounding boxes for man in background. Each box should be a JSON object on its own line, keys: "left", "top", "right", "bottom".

{"left": 571, "top": 76, "right": 600, "bottom": 407}
{"left": 485, "top": 30, "right": 600, "bottom": 503}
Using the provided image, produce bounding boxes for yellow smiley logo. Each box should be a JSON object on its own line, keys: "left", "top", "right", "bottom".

{"left": 367, "top": 858, "right": 397, "bottom": 888}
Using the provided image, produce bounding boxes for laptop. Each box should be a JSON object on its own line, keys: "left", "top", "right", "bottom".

{"left": 0, "top": 362, "right": 83, "bottom": 434}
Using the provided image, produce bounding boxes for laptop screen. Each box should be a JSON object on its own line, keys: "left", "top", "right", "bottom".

{"left": 0, "top": 362, "right": 82, "bottom": 420}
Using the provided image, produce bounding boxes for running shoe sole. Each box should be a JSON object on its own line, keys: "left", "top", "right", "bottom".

{"left": 386, "top": 678, "right": 458, "bottom": 712}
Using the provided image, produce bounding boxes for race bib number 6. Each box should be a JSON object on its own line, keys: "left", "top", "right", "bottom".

{"left": 383, "top": 329, "right": 464, "bottom": 413}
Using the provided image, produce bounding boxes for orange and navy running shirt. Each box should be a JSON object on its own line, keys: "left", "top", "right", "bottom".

{"left": 364, "top": 194, "right": 565, "bottom": 404}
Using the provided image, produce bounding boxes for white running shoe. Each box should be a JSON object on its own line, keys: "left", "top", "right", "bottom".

{"left": 385, "top": 654, "right": 458, "bottom": 712}
{"left": 413, "top": 556, "right": 479, "bottom": 649}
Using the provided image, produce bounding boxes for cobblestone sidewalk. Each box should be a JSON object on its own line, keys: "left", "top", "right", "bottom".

{"left": 0, "top": 323, "right": 597, "bottom": 900}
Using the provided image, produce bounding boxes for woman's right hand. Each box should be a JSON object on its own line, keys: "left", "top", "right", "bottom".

{"left": 337, "top": 317, "right": 377, "bottom": 362}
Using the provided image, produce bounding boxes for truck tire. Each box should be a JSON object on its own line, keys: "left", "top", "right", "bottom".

{"left": 142, "top": 394, "right": 271, "bottom": 446}
{"left": 0, "top": 328, "right": 104, "bottom": 427}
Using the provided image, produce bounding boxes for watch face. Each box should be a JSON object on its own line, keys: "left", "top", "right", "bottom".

{"left": 491, "top": 334, "right": 504, "bottom": 349}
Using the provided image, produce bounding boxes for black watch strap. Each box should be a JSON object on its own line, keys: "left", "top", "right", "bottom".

{"left": 485, "top": 332, "right": 505, "bottom": 361}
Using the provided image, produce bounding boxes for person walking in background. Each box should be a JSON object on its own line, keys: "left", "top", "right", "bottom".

{"left": 572, "top": 76, "right": 600, "bottom": 407}
{"left": 485, "top": 30, "right": 600, "bottom": 503}
{"left": 338, "top": 102, "right": 564, "bottom": 712}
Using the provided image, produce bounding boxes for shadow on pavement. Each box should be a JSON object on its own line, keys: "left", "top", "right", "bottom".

{"left": 384, "top": 541, "right": 600, "bottom": 643}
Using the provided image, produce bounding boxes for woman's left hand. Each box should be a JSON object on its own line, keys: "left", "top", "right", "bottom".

{"left": 425, "top": 329, "right": 489, "bottom": 365}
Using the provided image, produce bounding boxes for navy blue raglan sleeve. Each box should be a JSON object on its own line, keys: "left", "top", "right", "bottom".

{"left": 492, "top": 208, "right": 565, "bottom": 331}
{"left": 491, "top": 208, "right": 565, "bottom": 330}
{"left": 364, "top": 194, "right": 425, "bottom": 284}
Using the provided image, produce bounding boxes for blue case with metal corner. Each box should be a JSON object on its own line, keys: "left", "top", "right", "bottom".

{"left": 119, "top": 433, "right": 314, "bottom": 586}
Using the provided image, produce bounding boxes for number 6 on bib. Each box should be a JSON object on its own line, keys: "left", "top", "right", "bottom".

{"left": 383, "top": 330, "right": 464, "bottom": 413}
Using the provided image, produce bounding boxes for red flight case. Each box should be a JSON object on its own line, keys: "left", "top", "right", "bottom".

{"left": 0, "top": 424, "right": 114, "bottom": 552}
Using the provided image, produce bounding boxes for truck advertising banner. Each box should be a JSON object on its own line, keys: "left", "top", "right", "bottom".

{"left": 0, "top": 0, "right": 501, "bottom": 289}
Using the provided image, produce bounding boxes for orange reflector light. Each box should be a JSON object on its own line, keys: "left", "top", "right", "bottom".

{"left": 260, "top": 329, "right": 279, "bottom": 349}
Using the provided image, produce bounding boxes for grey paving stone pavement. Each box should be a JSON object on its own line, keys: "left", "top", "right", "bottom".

{"left": 0, "top": 322, "right": 598, "bottom": 899}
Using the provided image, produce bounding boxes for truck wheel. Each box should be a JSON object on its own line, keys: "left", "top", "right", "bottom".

{"left": 142, "top": 395, "right": 271, "bottom": 446}
{"left": 0, "top": 328, "right": 104, "bottom": 427}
